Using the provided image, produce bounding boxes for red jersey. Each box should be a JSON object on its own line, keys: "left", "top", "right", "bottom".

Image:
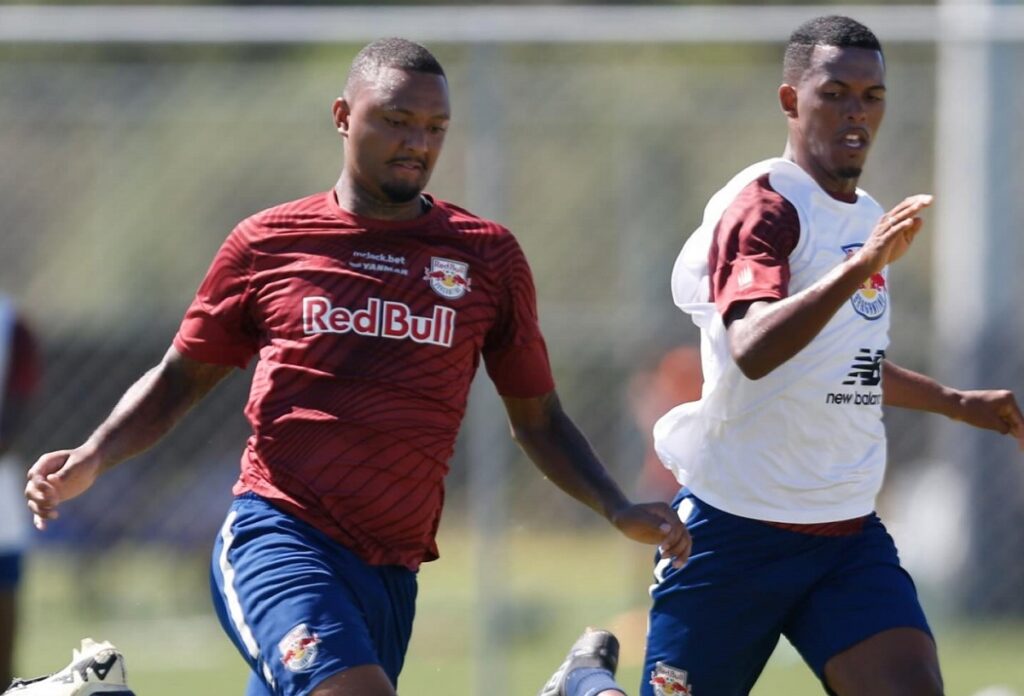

{"left": 174, "top": 192, "right": 555, "bottom": 569}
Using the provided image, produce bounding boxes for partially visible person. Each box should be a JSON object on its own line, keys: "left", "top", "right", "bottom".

{"left": 0, "top": 297, "right": 41, "bottom": 688}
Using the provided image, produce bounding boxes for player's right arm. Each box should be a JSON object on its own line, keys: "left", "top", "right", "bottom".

{"left": 727, "top": 194, "right": 932, "bottom": 380}
{"left": 24, "top": 346, "right": 232, "bottom": 530}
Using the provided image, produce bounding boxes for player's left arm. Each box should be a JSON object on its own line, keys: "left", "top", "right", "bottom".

{"left": 882, "top": 359, "right": 1024, "bottom": 449}
{"left": 503, "top": 390, "right": 691, "bottom": 566}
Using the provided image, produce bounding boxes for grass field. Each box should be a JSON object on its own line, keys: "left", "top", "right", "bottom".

{"left": 15, "top": 526, "right": 1024, "bottom": 695}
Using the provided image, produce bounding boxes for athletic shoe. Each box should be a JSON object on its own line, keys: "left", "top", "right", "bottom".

{"left": 3, "top": 638, "right": 134, "bottom": 696}
{"left": 538, "top": 627, "right": 620, "bottom": 696}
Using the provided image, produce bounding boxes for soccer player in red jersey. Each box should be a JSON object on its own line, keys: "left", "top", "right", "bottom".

{"left": 23, "top": 39, "right": 690, "bottom": 696}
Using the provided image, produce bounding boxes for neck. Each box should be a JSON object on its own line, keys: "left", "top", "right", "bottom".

{"left": 782, "top": 142, "right": 858, "bottom": 203}
{"left": 334, "top": 173, "right": 426, "bottom": 221}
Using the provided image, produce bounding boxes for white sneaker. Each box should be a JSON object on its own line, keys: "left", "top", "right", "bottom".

{"left": 3, "top": 638, "right": 135, "bottom": 696}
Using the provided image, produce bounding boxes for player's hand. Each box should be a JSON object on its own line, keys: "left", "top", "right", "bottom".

{"left": 24, "top": 447, "right": 104, "bottom": 530}
{"left": 951, "top": 389, "right": 1024, "bottom": 450}
{"left": 857, "top": 194, "right": 934, "bottom": 274}
{"left": 611, "top": 502, "right": 692, "bottom": 568}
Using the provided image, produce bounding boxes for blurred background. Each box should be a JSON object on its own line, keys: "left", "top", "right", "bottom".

{"left": 1, "top": 1, "right": 1023, "bottom": 694}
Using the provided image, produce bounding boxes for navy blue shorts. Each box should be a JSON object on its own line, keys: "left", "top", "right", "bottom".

{"left": 642, "top": 490, "right": 931, "bottom": 696}
{"left": 210, "top": 494, "right": 417, "bottom": 696}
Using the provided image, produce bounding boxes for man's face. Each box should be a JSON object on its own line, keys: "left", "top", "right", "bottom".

{"left": 335, "top": 67, "right": 450, "bottom": 204}
{"left": 786, "top": 45, "right": 886, "bottom": 187}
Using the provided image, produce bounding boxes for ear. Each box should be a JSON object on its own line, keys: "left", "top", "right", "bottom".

{"left": 332, "top": 97, "right": 351, "bottom": 136}
{"left": 779, "top": 83, "right": 798, "bottom": 119}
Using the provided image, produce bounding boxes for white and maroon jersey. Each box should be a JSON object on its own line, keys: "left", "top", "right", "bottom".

{"left": 654, "top": 158, "right": 890, "bottom": 524}
{"left": 174, "top": 192, "right": 555, "bottom": 570}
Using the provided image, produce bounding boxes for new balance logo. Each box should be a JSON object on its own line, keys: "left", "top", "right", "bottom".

{"left": 843, "top": 348, "right": 885, "bottom": 386}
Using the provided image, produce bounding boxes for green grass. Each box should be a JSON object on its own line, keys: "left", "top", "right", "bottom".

{"left": 15, "top": 527, "right": 1024, "bottom": 695}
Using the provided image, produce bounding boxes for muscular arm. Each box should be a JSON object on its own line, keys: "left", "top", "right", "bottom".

{"left": 25, "top": 346, "right": 233, "bottom": 528}
{"left": 504, "top": 391, "right": 629, "bottom": 520}
{"left": 726, "top": 255, "right": 878, "bottom": 379}
{"left": 83, "top": 346, "right": 232, "bottom": 468}
{"left": 503, "top": 390, "right": 691, "bottom": 565}
{"left": 727, "top": 193, "right": 932, "bottom": 380}
{"left": 881, "top": 360, "right": 957, "bottom": 414}
{"left": 883, "top": 360, "right": 1024, "bottom": 447}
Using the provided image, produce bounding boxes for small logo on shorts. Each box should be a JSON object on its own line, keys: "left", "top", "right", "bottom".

{"left": 650, "top": 661, "right": 693, "bottom": 696}
{"left": 279, "top": 623, "right": 321, "bottom": 672}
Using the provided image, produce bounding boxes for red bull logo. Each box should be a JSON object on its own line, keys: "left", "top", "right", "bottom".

{"left": 860, "top": 271, "right": 886, "bottom": 299}
{"left": 424, "top": 257, "right": 472, "bottom": 299}
{"left": 842, "top": 244, "right": 888, "bottom": 320}
{"left": 650, "top": 662, "right": 693, "bottom": 696}
{"left": 303, "top": 296, "right": 456, "bottom": 348}
{"left": 278, "top": 624, "right": 321, "bottom": 672}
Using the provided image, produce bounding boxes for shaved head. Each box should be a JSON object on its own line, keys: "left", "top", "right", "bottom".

{"left": 344, "top": 38, "right": 446, "bottom": 99}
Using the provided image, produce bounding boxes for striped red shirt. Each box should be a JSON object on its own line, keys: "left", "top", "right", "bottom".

{"left": 174, "top": 191, "right": 555, "bottom": 569}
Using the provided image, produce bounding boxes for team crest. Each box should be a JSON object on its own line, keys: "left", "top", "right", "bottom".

{"left": 650, "top": 661, "right": 693, "bottom": 696}
{"left": 424, "top": 257, "right": 472, "bottom": 299}
{"left": 842, "top": 244, "right": 887, "bottom": 320}
{"left": 278, "top": 623, "right": 321, "bottom": 672}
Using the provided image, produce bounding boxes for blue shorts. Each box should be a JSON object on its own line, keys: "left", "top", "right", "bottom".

{"left": 642, "top": 490, "right": 931, "bottom": 696}
{"left": 210, "top": 494, "right": 417, "bottom": 696}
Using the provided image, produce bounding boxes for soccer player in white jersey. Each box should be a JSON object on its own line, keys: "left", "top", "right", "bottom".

{"left": 638, "top": 15, "right": 1024, "bottom": 696}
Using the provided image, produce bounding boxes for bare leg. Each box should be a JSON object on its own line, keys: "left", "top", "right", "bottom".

{"left": 824, "top": 627, "right": 943, "bottom": 696}
{"left": 309, "top": 664, "right": 397, "bottom": 696}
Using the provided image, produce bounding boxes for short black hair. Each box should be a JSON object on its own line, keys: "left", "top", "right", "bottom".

{"left": 344, "top": 37, "right": 446, "bottom": 95}
{"left": 783, "top": 16, "right": 882, "bottom": 83}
